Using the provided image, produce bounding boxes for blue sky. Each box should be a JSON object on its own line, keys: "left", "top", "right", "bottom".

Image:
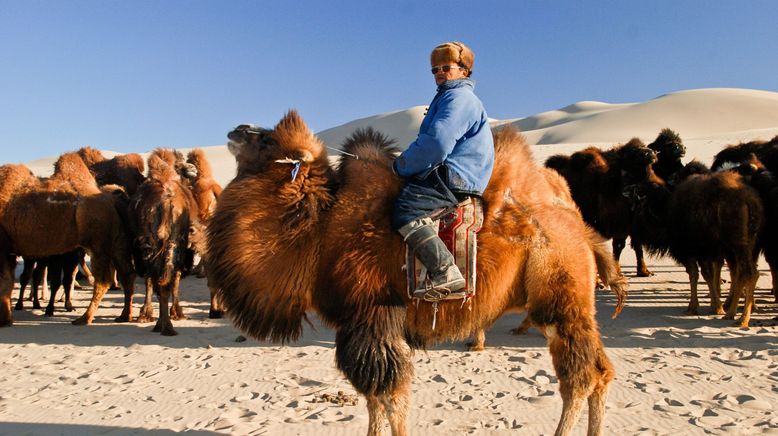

{"left": 1, "top": 0, "right": 776, "bottom": 163}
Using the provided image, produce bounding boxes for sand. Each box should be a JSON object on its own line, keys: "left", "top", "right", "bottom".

{"left": 2, "top": 87, "right": 778, "bottom": 435}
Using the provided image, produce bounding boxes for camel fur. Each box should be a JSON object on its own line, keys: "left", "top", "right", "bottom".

{"left": 206, "top": 111, "right": 616, "bottom": 436}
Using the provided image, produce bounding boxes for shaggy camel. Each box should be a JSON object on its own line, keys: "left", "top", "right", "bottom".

{"left": 647, "top": 128, "right": 686, "bottom": 183}
{"left": 0, "top": 154, "right": 135, "bottom": 327}
{"left": 129, "top": 154, "right": 199, "bottom": 335}
{"left": 185, "top": 148, "right": 224, "bottom": 316}
{"left": 623, "top": 160, "right": 763, "bottom": 326}
{"left": 545, "top": 138, "right": 658, "bottom": 276}
{"left": 711, "top": 136, "right": 778, "bottom": 302}
{"left": 207, "top": 112, "right": 616, "bottom": 436}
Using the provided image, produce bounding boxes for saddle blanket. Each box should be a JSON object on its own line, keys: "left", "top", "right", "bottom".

{"left": 405, "top": 196, "right": 483, "bottom": 299}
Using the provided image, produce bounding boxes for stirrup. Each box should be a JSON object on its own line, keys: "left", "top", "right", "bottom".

{"left": 413, "top": 283, "right": 467, "bottom": 302}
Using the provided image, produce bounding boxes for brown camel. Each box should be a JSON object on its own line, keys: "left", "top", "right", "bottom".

{"left": 185, "top": 148, "right": 224, "bottom": 316}
{"left": 207, "top": 112, "right": 616, "bottom": 436}
{"left": 0, "top": 154, "right": 135, "bottom": 326}
{"left": 131, "top": 148, "right": 204, "bottom": 325}
{"left": 129, "top": 154, "right": 199, "bottom": 335}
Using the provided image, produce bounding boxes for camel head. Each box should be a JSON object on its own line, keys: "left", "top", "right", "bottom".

{"left": 77, "top": 147, "right": 107, "bottom": 169}
{"left": 150, "top": 148, "right": 197, "bottom": 180}
{"left": 186, "top": 149, "right": 213, "bottom": 180}
{"left": 227, "top": 110, "right": 326, "bottom": 178}
{"left": 618, "top": 138, "right": 657, "bottom": 185}
{"left": 648, "top": 128, "right": 685, "bottom": 160}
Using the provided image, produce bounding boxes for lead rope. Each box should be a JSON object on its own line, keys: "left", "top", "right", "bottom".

{"left": 326, "top": 146, "right": 359, "bottom": 159}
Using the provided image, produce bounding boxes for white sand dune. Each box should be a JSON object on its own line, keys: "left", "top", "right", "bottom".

{"left": 4, "top": 87, "right": 778, "bottom": 435}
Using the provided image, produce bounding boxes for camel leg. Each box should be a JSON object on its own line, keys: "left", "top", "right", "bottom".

{"left": 15, "top": 259, "right": 34, "bottom": 311}
{"left": 79, "top": 253, "right": 95, "bottom": 286}
{"left": 631, "top": 236, "right": 652, "bottom": 277}
{"left": 72, "top": 258, "right": 111, "bottom": 325}
{"left": 729, "top": 255, "right": 758, "bottom": 327}
{"left": 465, "top": 328, "right": 486, "bottom": 351}
{"left": 153, "top": 278, "right": 178, "bottom": 336}
{"left": 44, "top": 256, "right": 64, "bottom": 317}
{"left": 63, "top": 256, "right": 78, "bottom": 312}
{"left": 208, "top": 285, "right": 223, "bottom": 319}
{"left": 137, "top": 277, "right": 155, "bottom": 323}
{"left": 169, "top": 271, "right": 186, "bottom": 321}
{"left": 380, "top": 378, "right": 410, "bottom": 436}
{"left": 699, "top": 260, "right": 724, "bottom": 315}
{"left": 31, "top": 262, "right": 46, "bottom": 309}
{"left": 206, "top": 270, "right": 223, "bottom": 319}
{"left": 683, "top": 260, "right": 700, "bottom": 315}
{"left": 723, "top": 260, "right": 744, "bottom": 322}
{"left": 365, "top": 395, "right": 387, "bottom": 436}
{"left": 114, "top": 260, "right": 135, "bottom": 323}
{"left": 511, "top": 316, "right": 532, "bottom": 336}
{"left": 546, "top": 324, "right": 613, "bottom": 436}
{"left": 587, "top": 377, "right": 610, "bottom": 436}
{"left": 0, "top": 254, "right": 17, "bottom": 327}
{"left": 611, "top": 237, "right": 625, "bottom": 262}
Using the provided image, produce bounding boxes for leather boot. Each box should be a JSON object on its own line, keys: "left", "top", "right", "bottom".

{"left": 400, "top": 219, "right": 466, "bottom": 301}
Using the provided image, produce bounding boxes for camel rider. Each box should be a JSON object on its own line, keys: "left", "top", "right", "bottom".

{"left": 392, "top": 41, "right": 495, "bottom": 301}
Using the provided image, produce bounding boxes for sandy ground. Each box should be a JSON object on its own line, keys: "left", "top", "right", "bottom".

{"left": 1, "top": 249, "right": 776, "bottom": 435}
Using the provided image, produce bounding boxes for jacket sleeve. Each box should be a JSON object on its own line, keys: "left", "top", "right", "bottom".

{"left": 394, "top": 91, "right": 478, "bottom": 178}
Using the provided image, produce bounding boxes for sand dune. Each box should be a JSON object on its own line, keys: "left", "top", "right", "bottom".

{"left": 4, "top": 87, "right": 778, "bottom": 435}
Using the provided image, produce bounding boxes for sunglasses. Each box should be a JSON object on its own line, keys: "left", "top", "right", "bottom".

{"left": 431, "top": 65, "right": 463, "bottom": 74}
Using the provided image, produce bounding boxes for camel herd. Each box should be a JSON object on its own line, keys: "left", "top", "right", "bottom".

{"left": 1, "top": 114, "right": 777, "bottom": 436}
{"left": 547, "top": 130, "right": 778, "bottom": 327}
{"left": 0, "top": 146, "right": 222, "bottom": 333}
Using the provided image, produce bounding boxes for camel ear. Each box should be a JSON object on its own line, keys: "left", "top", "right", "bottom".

{"left": 272, "top": 110, "right": 325, "bottom": 160}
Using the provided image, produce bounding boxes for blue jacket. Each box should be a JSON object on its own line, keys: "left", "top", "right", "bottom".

{"left": 394, "top": 78, "right": 494, "bottom": 196}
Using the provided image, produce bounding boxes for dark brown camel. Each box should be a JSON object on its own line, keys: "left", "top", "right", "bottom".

{"left": 207, "top": 112, "right": 616, "bottom": 436}
{"left": 545, "top": 138, "right": 658, "bottom": 277}
{"left": 623, "top": 160, "right": 763, "bottom": 326}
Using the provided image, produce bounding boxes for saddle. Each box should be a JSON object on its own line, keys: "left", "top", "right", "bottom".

{"left": 405, "top": 196, "right": 484, "bottom": 300}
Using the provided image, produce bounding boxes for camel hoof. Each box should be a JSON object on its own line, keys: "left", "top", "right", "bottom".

{"left": 44, "top": 309, "right": 54, "bottom": 317}
{"left": 510, "top": 327, "right": 529, "bottom": 336}
{"left": 636, "top": 270, "right": 653, "bottom": 277}
{"left": 170, "top": 314, "right": 187, "bottom": 321}
{"left": 72, "top": 316, "right": 91, "bottom": 326}
{"left": 114, "top": 314, "right": 131, "bottom": 323}
{"left": 209, "top": 309, "right": 224, "bottom": 319}
{"left": 733, "top": 320, "right": 749, "bottom": 328}
{"left": 14, "top": 303, "right": 23, "bottom": 311}
{"left": 136, "top": 315, "right": 155, "bottom": 323}
{"left": 160, "top": 327, "right": 178, "bottom": 336}
{"left": 465, "top": 341, "right": 485, "bottom": 352}
{"left": 66, "top": 305, "right": 75, "bottom": 312}
{"left": 32, "top": 302, "right": 42, "bottom": 310}
{"left": 722, "top": 313, "right": 735, "bottom": 320}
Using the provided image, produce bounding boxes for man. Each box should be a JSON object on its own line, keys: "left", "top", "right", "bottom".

{"left": 392, "top": 41, "right": 494, "bottom": 301}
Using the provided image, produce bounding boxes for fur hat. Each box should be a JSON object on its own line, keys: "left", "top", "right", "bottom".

{"left": 430, "top": 41, "right": 474, "bottom": 74}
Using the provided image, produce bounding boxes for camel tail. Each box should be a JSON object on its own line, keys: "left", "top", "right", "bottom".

{"left": 587, "top": 227, "right": 628, "bottom": 318}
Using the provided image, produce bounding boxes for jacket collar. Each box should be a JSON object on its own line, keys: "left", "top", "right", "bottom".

{"left": 437, "top": 77, "right": 475, "bottom": 93}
